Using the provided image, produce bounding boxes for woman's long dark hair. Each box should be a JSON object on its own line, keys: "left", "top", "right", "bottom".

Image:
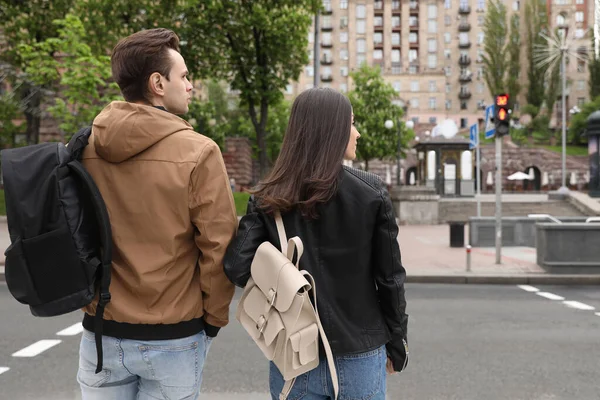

{"left": 253, "top": 88, "right": 352, "bottom": 218}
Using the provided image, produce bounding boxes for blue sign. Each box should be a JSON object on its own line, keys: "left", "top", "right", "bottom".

{"left": 484, "top": 105, "right": 495, "bottom": 139}
{"left": 469, "top": 123, "right": 479, "bottom": 149}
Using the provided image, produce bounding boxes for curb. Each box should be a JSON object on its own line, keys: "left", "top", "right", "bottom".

{"left": 406, "top": 274, "right": 600, "bottom": 285}
{"left": 1, "top": 269, "right": 599, "bottom": 285}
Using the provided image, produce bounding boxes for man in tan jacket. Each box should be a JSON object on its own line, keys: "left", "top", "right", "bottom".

{"left": 77, "top": 28, "right": 238, "bottom": 400}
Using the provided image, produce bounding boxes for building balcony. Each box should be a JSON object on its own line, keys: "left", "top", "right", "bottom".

{"left": 374, "top": 23, "right": 384, "bottom": 30}
{"left": 458, "top": 5, "right": 471, "bottom": 14}
{"left": 321, "top": 42, "right": 333, "bottom": 48}
{"left": 409, "top": 22, "right": 419, "bottom": 30}
{"left": 458, "top": 41, "right": 471, "bottom": 49}
{"left": 321, "top": 25, "right": 333, "bottom": 31}
{"left": 458, "top": 90, "right": 472, "bottom": 99}
{"left": 374, "top": 1, "right": 384, "bottom": 13}
{"left": 374, "top": 41, "right": 384, "bottom": 49}
{"left": 459, "top": 74, "right": 472, "bottom": 83}
{"left": 392, "top": 25, "right": 402, "bottom": 32}
{"left": 458, "top": 22, "right": 471, "bottom": 31}
{"left": 409, "top": 41, "right": 419, "bottom": 48}
{"left": 458, "top": 56, "right": 471, "bottom": 66}
{"left": 321, "top": 74, "right": 333, "bottom": 82}
{"left": 321, "top": 57, "right": 333, "bottom": 65}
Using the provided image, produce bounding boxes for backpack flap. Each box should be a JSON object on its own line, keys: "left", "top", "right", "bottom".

{"left": 289, "top": 323, "right": 319, "bottom": 368}
{"left": 251, "top": 240, "right": 310, "bottom": 313}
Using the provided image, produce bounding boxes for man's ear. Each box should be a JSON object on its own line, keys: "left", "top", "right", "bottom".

{"left": 148, "top": 72, "right": 165, "bottom": 97}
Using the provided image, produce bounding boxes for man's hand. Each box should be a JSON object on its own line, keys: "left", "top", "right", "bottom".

{"left": 386, "top": 357, "right": 396, "bottom": 375}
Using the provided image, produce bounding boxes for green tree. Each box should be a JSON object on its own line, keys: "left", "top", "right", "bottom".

{"left": 177, "top": 0, "right": 320, "bottom": 177}
{"left": 348, "top": 65, "right": 411, "bottom": 171}
{"left": 568, "top": 96, "right": 600, "bottom": 145}
{"left": 18, "top": 15, "right": 121, "bottom": 138}
{"left": 505, "top": 14, "right": 521, "bottom": 110}
{"left": 481, "top": 0, "right": 508, "bottom": 97}
{"left": 525, "top": 0, "right": 548, "bottom": 118}
{"left": 589, "top": 32, "right": 600, "bottom": 99}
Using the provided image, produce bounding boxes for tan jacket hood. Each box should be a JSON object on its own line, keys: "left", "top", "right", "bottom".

{"left": 93, "top": 101, "right": 193, "bottom": 163}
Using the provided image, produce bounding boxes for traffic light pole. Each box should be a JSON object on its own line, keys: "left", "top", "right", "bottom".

{"left": 495, "top": 135, "right": 502, "bottom": 264}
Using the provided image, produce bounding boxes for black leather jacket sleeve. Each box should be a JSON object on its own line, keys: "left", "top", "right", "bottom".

{"left": 223, "top": 197, "right": 267, "bottom": 288}
{"left": 372, "top": 183, "right": 409, "bottom": 371}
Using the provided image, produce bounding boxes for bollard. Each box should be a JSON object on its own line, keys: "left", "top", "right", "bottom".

{"left": 466, "top": 245, "right": 472, "bottom": 272}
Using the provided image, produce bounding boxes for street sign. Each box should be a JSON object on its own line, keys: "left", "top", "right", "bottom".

{"left": 469, "top": 123, "right": 479, "bottom": 149}
{"left": 485, "top": 105, "right": 495, "bottom": 139}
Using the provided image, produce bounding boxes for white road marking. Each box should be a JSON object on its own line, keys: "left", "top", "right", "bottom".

{"left": 56, "top": 323, "right": 83, "bottom": 336}
{"left": 596, "top": 312, "right": 600, "bottom": 317}
{"left": 12, "top": 340, "right": 62, "bottom": 357}
{"left": 563, "top": 301, "right": 595, "bottom": 311}
{"left": 536, "top": 292, "right": 565, "bottom": 301}
{"left": 517, "top": 285, "right": 539, "bottom": 292}
{"left": 0, "top": 367, "right": 9, "bottom": 376}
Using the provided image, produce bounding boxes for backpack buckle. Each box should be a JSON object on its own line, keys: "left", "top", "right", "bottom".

{"left": 256, "top": 315, "right": 267, "bottom": 334}
{"left": 99, "top": 293, "right": 111, "bottom": 304}
{"left": 268, "top": 288, "right": 277, "bottom": 307}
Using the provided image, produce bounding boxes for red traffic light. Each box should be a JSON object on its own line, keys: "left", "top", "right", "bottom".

{"left": 498, "top": 108, "right": 507, "bottom": 121}
{"left": 495, "top": 94, "right": 508, "bottom": 106}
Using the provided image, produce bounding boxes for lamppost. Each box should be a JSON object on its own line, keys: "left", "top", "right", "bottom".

{"left": 385, "top": 119, "right": 415, "bottom": 186}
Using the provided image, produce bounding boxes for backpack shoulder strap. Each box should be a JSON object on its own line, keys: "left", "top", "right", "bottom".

{"left": 274, "top": 211, "right": 288, "bottom": 255}
{"left": 67, "top": 126, "right": 93, "bottom": 160}
{"left": 67, "top": 159, "right": 112, "bottom": 374}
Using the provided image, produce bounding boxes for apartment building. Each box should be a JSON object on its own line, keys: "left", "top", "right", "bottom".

{"left": 286, "top": 0, "right": 595, "bottom": 131}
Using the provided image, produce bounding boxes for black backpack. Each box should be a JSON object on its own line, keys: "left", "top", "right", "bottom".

{"left": 1, "top": 127, "right": 111, "bottom": 373}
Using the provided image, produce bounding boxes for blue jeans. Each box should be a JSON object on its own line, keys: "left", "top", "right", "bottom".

{"left": 270, "top": 345, "right": 387, "bottom": 400}
{"left": 78, "top": 329, "right": 213, "bottom": 400}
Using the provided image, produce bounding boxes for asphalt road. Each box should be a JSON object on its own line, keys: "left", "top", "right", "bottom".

{"left": 0, "top": 283, "right": 599, "bottom": 400}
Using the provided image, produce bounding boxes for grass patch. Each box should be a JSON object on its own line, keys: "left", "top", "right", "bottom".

{"left": 233, "top": 191, "right": 251, "bottom": 216}
{"left": 543, "top": 145, "right": 588, "bottom": 156}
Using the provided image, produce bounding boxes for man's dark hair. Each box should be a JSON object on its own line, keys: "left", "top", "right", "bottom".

{"left": 111, "top": 28, "right": 180, "bottom": 103}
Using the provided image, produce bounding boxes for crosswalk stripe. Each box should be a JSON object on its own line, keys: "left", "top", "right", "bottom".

{"left": 0, "top": 367, "right": 9, "bottom": 376}
{"left": 12, "top": 340, "right": 62, "bottom": 357}
{"left": 56, "top": 323, "right": 84, "bottom": 336}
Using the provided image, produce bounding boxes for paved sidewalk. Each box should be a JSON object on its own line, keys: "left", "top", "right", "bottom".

{"left": 1, "top": 221, "right": 599, "bottom": 285}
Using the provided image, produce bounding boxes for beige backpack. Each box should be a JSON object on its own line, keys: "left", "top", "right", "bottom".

{"left": 236, "top": 211, "right": 339, "bottom": 400}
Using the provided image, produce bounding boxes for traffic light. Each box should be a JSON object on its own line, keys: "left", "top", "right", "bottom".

{"left": 494, "top": 94, "right": 510, "bottom": 136}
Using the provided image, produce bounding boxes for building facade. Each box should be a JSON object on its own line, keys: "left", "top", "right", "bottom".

{"left": 286, "top": 0, "right": 595, "bottom": 131}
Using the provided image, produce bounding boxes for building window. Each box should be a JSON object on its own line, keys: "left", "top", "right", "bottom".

{"left": 444, "top": 49, "right": 451, "bottom": 59}
{"left": 340, "top": 16, "right": 348, "bottom": 29}
{"left": 445, "top": 66, "right": 452, "bottom": 76}
{"left": 392, "top": 1, "right": 401, "bottom": 10}
{"left": 428, "top": 54, "right": 437, "bottom": 68}
{"left": 575, "top": 12, "right": 584, "bottom": 23}
{"left": 340, "top": 49, "right": 349, "bottom": 60}
{"left": 577, "top": 61, "right": 585, "bottom": 72}
{"left": 374, "top": 32, "right": 383, "bottom": 45}
{"left": 392, "top": 33, "right": 401, "bottom": 46}
{"left": 556, "top": 14, "right": 566, "bottom": 26}
{"left": 392, "top": 16, "right": 401, "bottom": 28}
{"left": 428, "top": 20, "right": 438, "bottom": 33}
{"left": 477, "top": 0, "right": 485, "bottom": 10}
{"left": 478, "top": 16, "right": 484, "bottom": 26}
{"left": 446, "top": 100, "right": 452, "bottom": 110}
{"left": 460, "top": 117, "right": 468, "bottom": 128}
{"left": 356, "top": 54, "right": 366, "bottom": 66}
{"left": 429, "top": 81, "right": 437, "bottom": 92}
{"left": 309, "top": 49, "right": 314, "bottom": 60}
{"left": 409, "top": 49, "right": 418, "bottom": 63}
{"left": 428, "top": 39, "right": 437, "bottom": 53}
{"left": 340, "top": 32, "right": 348, "bottom": 43}
{"left": 575, "top": 29, "right": 585, "bottom": 39}
{"left": 477, "top": 83, "right": 484, "bottom": 94}
{"left": 392, "top": 49, "right": 401, "bottom": 63}
{"left": 428, "top": 4, "right": 438, "bottom": 18}
{"left": 410, "top": 98, "right": 420, "bottom": 109}
{"left": 340, "top": 0, "right": 348, "bottom": 9}
{"left": 409, "top": 16, "right": 418, "bottom": 27}
{"left": 445, "top": 15, "right": 451, "bottom": 26}
{"left": 578, "top": 97, "right": 585, "bottom": 106}
{"left": 340, "top": 66, "right": 348, "bottom": 77}
{"left": 409, "top": 66, "right": 418, "bottom": 74}
{"left": 429, "top": 97, "right": 437, "bottom": 110}
{"left": 357, "top": 20, "right": 366, "bottom": 34}
{"left": 374, "top": 16, "right": 383, "bottom": 27}
{"left": 392, "top": 66, "right": 402, "bottom": 75}
{"left": 374, "top": 0, "right": 383, "bottom": 10}
{"left": 356, "top": 4, "right": 366, "bottom": 18}
{"left": 444, "top": 33, "right": 451, "bottom": 44}
{"left": 305, "top": 66, "right": 314, "bottom": 77}
{"left": 478, "top": 32, "right": 485, "bottom": 44}
{"left": 446, "top": 84, "right": 451, "bottom": 93}
{"left": 445, "top": 0, "right": 451, "bottom": 9}
{"left": 461, "top": 102, "right": 468, "bottom": 111}
{"left": 340, "top": 83, "right": 348, "bottom": 93}
{"left": 409, "top": 32, "right": 418, "bottom": 43}
{"left": 459, "top": 0, "right": 468, "bottom": 7}
{"left": 513, "top": 1, "right": 520, "bottom": 11}
{"left": 576, "top": 0, "right": 584, "bottom": 4}
{"left": 374, "top": 49, "right": 383, "bottom": 60}
{"left": 393, "top": 81, "right": 401, "bottom": 93}
{"left": 577, "top": 80, "right": 585, "bottom": 90}
{"left": 410, "top": 81, "right": 420, "bottom": 92}
{"left": 357, "top": 38, "right": 366, "bottom": 53}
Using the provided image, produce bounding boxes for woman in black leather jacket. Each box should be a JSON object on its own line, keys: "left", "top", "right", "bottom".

{"left": 224, "top": 88, "right": 408, "bottom": 400}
